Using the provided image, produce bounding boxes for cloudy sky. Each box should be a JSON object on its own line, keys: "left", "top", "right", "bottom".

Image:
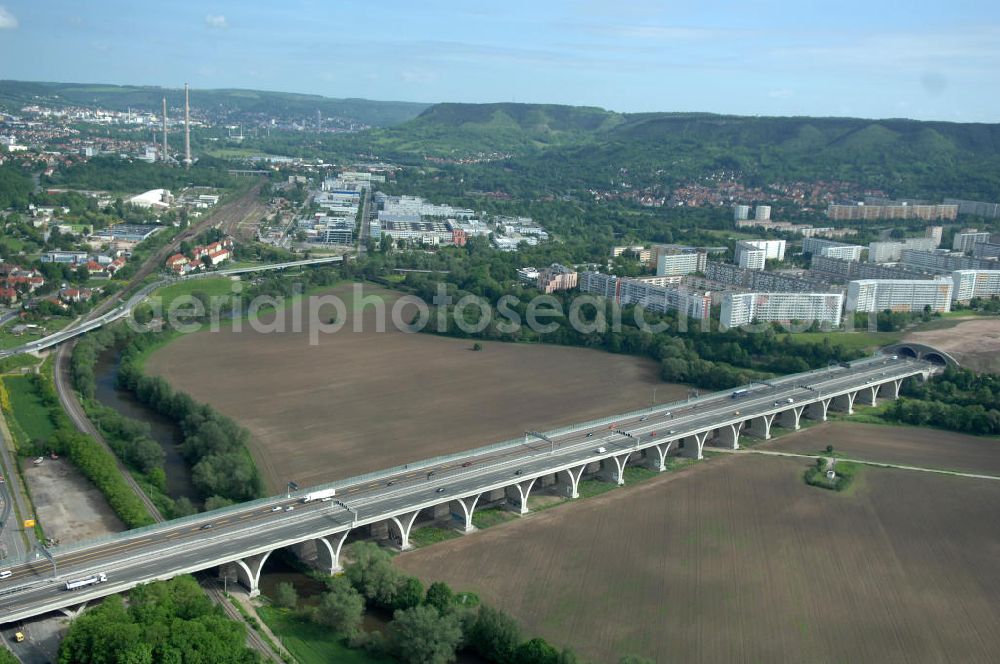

{"left": 0, "top": 0, "right": 996, "bottom": 121}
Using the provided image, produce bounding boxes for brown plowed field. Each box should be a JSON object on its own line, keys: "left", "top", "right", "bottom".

{"left": 762, "top": 421, "right": 1000, "bottom": 475}
{"left": 145, "top": 284, "right": 685, "bottom": 491}
{"left": 396, "top": 454, "right": 1000, "bottom": 663}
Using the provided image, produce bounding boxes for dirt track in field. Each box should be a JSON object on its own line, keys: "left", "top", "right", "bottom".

{"left": 762, "top": 421, "right": 1000, "bottom": 475}
{"left": 396, "top": 454, "right": 1000, "bottom": 664}
{"left": 145, "top": 284, "right": 685, "bottom": 492}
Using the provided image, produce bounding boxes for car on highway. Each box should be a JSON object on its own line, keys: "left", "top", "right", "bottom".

{"left": 199, "top": 523, "right": 214, "bottom": 530}
{"left": 435, "top": 487, "right": 446, "bottom": 493}
{"left": 733, "top": 411, "right": 740, "bottom": 416}
{"left": 586, "top": 432, "right": 594, "bottom": 437}
{"left": 386, "top": 480, "right": 396, "bottom": 486}
{"left": 320, "top": 496, "right": 333, "bottom": 502}
{"left": 640, "top": 416, "right": 647, "bottom": 422}
{"left": 284, "top": 506, "right": 294, "bottom": 512}
{"left": 461, "top": 461, "right": 472, "bottom": 467}
{"left": 0, "top": 570, "right": 12, "bottom": 579}
{"left": 271, "top": 506, "right": 283, "bottom": 512}
{"left": 514, "top": 469, "right": 523, "bottom": 476}
{"left": 595, "top": 447, "right": 606, "bottom": 454}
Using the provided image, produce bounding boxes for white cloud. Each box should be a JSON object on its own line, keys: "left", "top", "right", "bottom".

{"left": 205, "top": 14, "right": 228, "bottom": 29}
{"left": 0, "top": 6, "right": 19, "bottom": 30}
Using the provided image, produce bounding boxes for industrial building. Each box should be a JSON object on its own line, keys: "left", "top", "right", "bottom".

{"left": 803, "top": 237, "right": 865, "bottom": 261}
{"left": 846, "top": 279, "right": 953, "bottom": 313}
{"left": 579, "top": 272, "right": 712, "bottom": 320}
{"left": 720, "top": 292, "right": 844, "bottom": 329}
{"left": 91, "top": 224, "right": 162, "bottom": 244}
{"left": 951, "top": 270, "right": 1000, "bottom": 302}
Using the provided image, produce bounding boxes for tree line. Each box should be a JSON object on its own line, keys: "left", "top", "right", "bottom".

{"left": 884, "top": 367, "right": 1000, "bottom": 435}
{"left": 268, "top": 541, "right": 651, "bottom": 664}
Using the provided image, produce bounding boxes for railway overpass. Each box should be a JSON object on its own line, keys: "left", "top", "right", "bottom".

{"left": 0, "top": 256, "right": 344, "bottom": 358}
{"left": 0, "top": 356, "right": 934, "bottom": 625}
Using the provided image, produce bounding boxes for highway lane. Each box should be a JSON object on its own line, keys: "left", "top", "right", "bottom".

{"left": 0, "top": 357, "right": 929, "bottom": 622}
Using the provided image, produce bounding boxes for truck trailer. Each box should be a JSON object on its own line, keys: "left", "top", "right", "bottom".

{"left": 65, "top": 572, "right": 107, "bottom": 591}
{"left": 300, "top": 488, "right": 336, "bottom": 503}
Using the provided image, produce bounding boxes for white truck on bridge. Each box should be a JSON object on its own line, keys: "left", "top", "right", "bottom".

{"left": 65, "top": 572, "right": 107, "bottom": 591}
{"left": 300, "top": 488, "right": 336, "bottom": 503}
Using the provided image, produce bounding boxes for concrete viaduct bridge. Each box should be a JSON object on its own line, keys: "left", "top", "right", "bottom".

{"left": 0, "top": 356, "right": 935, "bottom": 624}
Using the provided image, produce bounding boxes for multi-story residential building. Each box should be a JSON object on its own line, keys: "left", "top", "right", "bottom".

{"left": 704, "top": 262, "right": 836, "bottom": 293}
{"left": 951, "top": 270, "right": 1000, "bottom": 302}
{"left": 803, "top": 237, "right": 864, "bottom": 261}
{"left": 900, "top": 249, "right": 998, "bottom": 274}
{"left": 953, "top": 230, "right": 992, "bottom": 253}
{"left": 926, "top": 225, "right": 944, "bottom": 246}
{"left": 612, "top": 245, "right": 653, "bottom": 264}
{"left": 868, "top": 238, "right": 938, "bottom": 263}
{"left": 736, "top": 239, "right": 786, "bottom": 271}
{"left": 826, "top": 202, "right": 958, "bottom": 221}
{"left": 754, "top": 205, "right": 771, "bottom": 221}
{"left": 846, "top": 279, "right": 953, "bottom": 313}
{"left": 944, "top": 198, "right": 1000, "bottom": 218}
{"left": 579, "top": 272, "right": 711, "bottom": 320}
{"left": 721, "top": 292, "right": 844, "bottom": 329}
{"left": 810, "top": 256, "right": 927, "bottom": 282}
{"left": 972, "top": 242, "right": 1000, "bottom": 260}
{"left": 655, "top": 250, "right": 707, "bottom": 277}
{"left": 537, "top": 264, "right": 578, "bottom": 293}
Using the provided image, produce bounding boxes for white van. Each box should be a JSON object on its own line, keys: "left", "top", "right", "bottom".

{"left": 595, "top": 447, "right": 607, "bottom": 454}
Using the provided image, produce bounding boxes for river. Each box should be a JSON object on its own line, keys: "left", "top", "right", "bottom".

{"left": 93, "top": 346, "right": 199, "bottom": 503}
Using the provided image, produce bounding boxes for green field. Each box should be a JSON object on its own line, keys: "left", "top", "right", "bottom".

{"left": 152, "top": 276, "right": 240, "bottom": 304}
{"left": 257, "top": 606, "right": 392, "bottom": 664}
{"left": 2, "top": 375, "right": 56, "bottom": 445}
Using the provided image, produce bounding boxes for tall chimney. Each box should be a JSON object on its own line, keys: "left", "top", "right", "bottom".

{"left": 161, "top": 97, "right": 168, "bottom": 162}
{"left": 183, "top": 83, "right": 192, "bottom": 169}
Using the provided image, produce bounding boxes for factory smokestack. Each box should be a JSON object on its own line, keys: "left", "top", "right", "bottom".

{"left": 161, "top": 97, "right": 168, "bottom": 162}
{"left": 183, "top": 83, "right": 192, "bottom": 169}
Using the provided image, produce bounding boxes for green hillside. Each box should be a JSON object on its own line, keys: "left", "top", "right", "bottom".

{"left": 370, "top": 104, "right": 1000, "bottom": 199}
{"left": 0, "top": 80, "right": 429, "bottom": 127}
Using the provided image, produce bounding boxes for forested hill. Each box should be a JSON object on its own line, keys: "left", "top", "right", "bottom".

{"left": 381, "top": 103, "right": 1000, "bottom": 199}
{"left": 0, "top": 80, "right": 430, "bottom": 127}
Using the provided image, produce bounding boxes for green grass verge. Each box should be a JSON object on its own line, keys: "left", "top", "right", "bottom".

{"left": 152, "top": 276, "right": 239, "bottom": 303}
{"left": 408, "top": 525, "right": 462, "bottom": 547}
{"left": 805, "top": 460, "right": 860, "bottom": 492}
{"left": 257, "top": 606, "right": 393, "bottom": 664}
{"left": 575, "top": 478, "right": 619, "bottom": 499}
{"left": 2, "top": 375, "right": 57, "bottom": 444}
{"left": 471, "top": 507, "right": 517, "bottom": 530}
{"left": 782, "top": 330, "right": 902, "bottom": 352}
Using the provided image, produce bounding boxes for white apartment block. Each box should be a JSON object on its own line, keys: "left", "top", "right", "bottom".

{"left": 733, "top": 205, "right": 751, "bottom": 221}
{"left": 579, "top": 272, "right": 711, "bottom": 320}
{"left": 656, "top": 251, "right": 707, "bottom": 277}
{"left": 737, "top": 247, "right": 766, "bottom": 270}
{"left": 721, "top": 292, "right": 844, "bottom": 329}
{"left": 951, "top": 270, "right": 1000, "bottom": 301}
{"left": 803, "top": 237, "right": 864, "bottom": 261}
{"left": 868, "top": 238, "right": 938, "bottom": 263}
{"left": 953, "top": 230, "right": 992, "bottom": 253}
{"left": 846, "top": 279, "right": 954, "bottom": 313}
{"left": 740, "top": 239, "right": 786, "bottom": 261}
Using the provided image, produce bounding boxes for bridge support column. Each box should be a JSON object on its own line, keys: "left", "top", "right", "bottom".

{"left": 862, "top": 385, "right": 878, "bottom": 407}
{"left": 748, "top": 413, "right": 775, "bottom": 440}
{"left": 59, "top": 603, "right": 88, "bottom": 619}
{"left": 314, "top": 530, "right": 352, "bottom": 574}
{"left": 681, "top": 432, "right": 709, "bottom": 460}
{"left": 506, "top": 478, "right": 537, "bottom": 514}
{"left": 714, "top": 424, "right": 740, "bottom": 450}
{"left": 830, "top": 391, "right": 857, "bottom": 415}
{"left": 805, "top": 398, "right": 831, "bottom": 422}
{"left": 558, "top": 465, "right": 586, "bottom": 498}
{"left": 450, "top": 494, "right": 482, "bottom": 533}
{"left": 777, "top": 406, "right": 804, "bottom": 430}
{"left": 646, "top": 442, "right": 674, "bottom": 472}
{"left": 388, "top": 511, "right": 421, "bottom": 551}
{"left": 230, "top": 550, "right": 274, "bottom": 598}
{"left": 878, "top": 379, "right": 903, "bottom": 400}
{"left": 604, "top": 452, "right": 631, "bottom": 485}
